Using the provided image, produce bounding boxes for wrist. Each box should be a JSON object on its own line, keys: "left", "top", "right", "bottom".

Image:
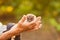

{"left": 15, "top": 23, "right": 25, "bottom": 32}
{"left": 17, "top": 23, "right": 27, "bottom": 32}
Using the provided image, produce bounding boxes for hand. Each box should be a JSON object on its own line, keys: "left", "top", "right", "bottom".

{"left": 11, "top": 14, "right": 42, "bottom": 32}
{"left": 17, "top": 14, "right": 42, "bottom": 31}
{"left": 0, "top": 14, "right": 42, "bottom": 40}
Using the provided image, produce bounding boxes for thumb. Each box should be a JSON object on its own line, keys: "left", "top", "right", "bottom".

{"left": 19, "top": 15, "right": 27, "bottom": 23}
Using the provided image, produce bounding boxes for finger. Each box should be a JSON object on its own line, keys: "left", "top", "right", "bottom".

{"left": 27, "top": 21, "right": 36, "bottom": 26}
{"left": 37, "top": 16, "right": 42, "bottom": 28}
{"left": 39, "top": 24, "right": 42, "bottom": 28}
{"left": 27, "top": 23, "right": 42, "bottom": 31}
{"left": 34, "top": 21, "right": 41, "bottom": 30}
{"left": 35, "top": 21, "right": 41, "bottom": 28}
{"left": 19, "top": 15, "right": 27, "bottom": 23}
{"left": 36, "top": 16, "right": 41, "bottom": 25}
{"left": 29, "top": 21, "right": 40, "bottom": 31}
{"left": 36, "top": 24, "right": 42, "bottom": 30}
{"left": 28, "top": 23, "right": 36, "bottom": 30}
{"left": 27, "top": 22, "right": 42, "bottom": 31}
{"left": 36, "top": 16, "right": 41, "bottom": 22}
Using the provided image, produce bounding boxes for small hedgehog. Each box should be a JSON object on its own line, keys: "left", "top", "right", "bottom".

{"left": 26, "top": 14, "right": 36, "bottom": 22}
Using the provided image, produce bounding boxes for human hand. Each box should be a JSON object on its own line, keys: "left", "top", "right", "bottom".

{"left": 17, "top": 14, "right": 42, "bottom": 31}
{"left": 0, "top": 14, "right": 42, "bottom": 40}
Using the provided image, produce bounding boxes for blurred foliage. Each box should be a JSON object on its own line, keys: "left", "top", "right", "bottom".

{"left": 0, "top": 0, "right": 60, "bottom": 31}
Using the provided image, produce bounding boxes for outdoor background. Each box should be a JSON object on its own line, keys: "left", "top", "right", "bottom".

{"left": 0, "top": 0, "right": 60, "bottom": 40}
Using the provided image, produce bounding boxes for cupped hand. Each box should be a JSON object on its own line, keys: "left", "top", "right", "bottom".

{"left": 17, "top": 14, "right": 42, "bottom": 31}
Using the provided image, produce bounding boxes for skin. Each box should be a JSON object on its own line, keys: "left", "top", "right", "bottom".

{"left": 0, "top": 14, "right": 42, "bottom": 40}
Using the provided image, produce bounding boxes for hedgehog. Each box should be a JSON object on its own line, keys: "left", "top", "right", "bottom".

{"left": 26, "top": 14, "right": 36, "bottom": 22}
